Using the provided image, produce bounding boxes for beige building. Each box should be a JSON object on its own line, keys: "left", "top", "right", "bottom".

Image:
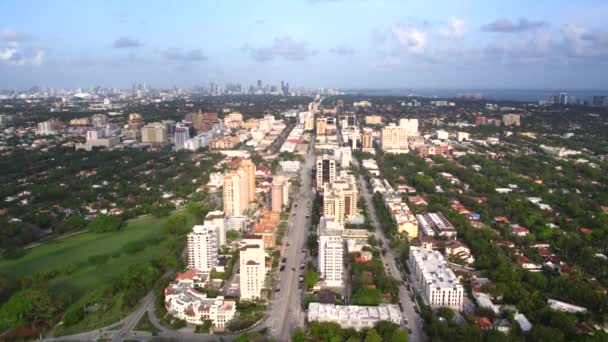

{"left": 502, "top": 114, "right": 521, "bottom": 126}
{"left": 271, "top": 176, "right": 289, "bottom": 213}
{"left": 361, "top": 128, "right": 373, "bottom": 149}
{"left": 223, "top": 170, "right": 248, "bottom": 216}
{"left": 141, "top": 122, "right": 167, "bottom": 144}
{"left": 239, "top": 235, "right": 266, "bottom": 300}
{"left": 322, "top": 173, "right": 358, "bottom": 226}
{"left": 365, "top": 115, "right": 382, "bottom": 125}
{"left": 381, "top": 124, "right": 409, "bottom": 152}
{"left": 240, "top": 159, "right": 256, "bottom": 203}
{"left": 316, "top": 117, "right": 327, "bottom": 135}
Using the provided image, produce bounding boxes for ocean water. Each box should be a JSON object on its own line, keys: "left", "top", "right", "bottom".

{"left": 342, "top": 88, "right": 608, "bottom": 102}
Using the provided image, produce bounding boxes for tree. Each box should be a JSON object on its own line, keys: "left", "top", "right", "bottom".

{"left": 304, "top": 271, "right": 320, "bottom": 290}
{"left": 0, "top": 287, "right": 62, "bottom": 331}
{"left": 163, "top": 213, "right": 189, "bottom": 236}
{"left": 57, "top": 215, "right": 86, "bottom": 234}
{"left": 391, "top": 329, "right": 409, "bottom": 342}
{"left": 365, "top": 328, "right": 383, "bottom": 342}
{"left": 375, "top": 320, "right": 399, "bottom": 340}
{"left": 292, "top": 329, "right": 307, "bottom": 342}
{"left": 88, "top": 214, "right": 122, "bottom": 233}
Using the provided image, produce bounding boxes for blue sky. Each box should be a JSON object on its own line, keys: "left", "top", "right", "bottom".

{"left": 1, "top": 0, "right": 608, "bottom": 89}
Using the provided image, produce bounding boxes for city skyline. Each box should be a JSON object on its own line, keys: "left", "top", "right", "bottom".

{"left": 2, "top": 0, "right": 608, "bottom": 89}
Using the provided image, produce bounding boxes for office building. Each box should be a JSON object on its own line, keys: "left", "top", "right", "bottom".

{"left": 187, "top": 225, "right": 219, "bottom": 273}
{"left": 502, "top": 114, "right": 521, "bottom": 127}
{"left": 381, "top": 124, "right": 409, "bottom": 152}
{"left": 36, "top": 119, "right": 63, "bottom": 135}
{"left": 408, "top": 247, "right": 464, "bottom": 310}
{"left": 91, "top": 114, "right": 108, "bottom": 128}
{"left": 318, "top": 216, "right": 344, "bottom": 287}
{"left": 308, "top": 303, "right": 401, "bottom": 330}
{"left": 239, "top": 236, "right": 266, "bottom": 300}
{"left": 223, "top": 170, "right": 248, "bottom": 216}
{"left": 141, "top": 122, "right": 168, "bottom": 144}
{"left": 316, "top": 155, "right": 336, "bottom": 190}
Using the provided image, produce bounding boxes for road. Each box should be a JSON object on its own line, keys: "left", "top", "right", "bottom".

{"left": 266, "top": 142, "right": 316, "bottom": 341}
{"left": 353, "top": 159, "right": 426, "bottom": 342}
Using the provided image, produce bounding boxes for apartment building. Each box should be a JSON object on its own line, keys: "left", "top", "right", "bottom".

{"left": 187, "top": 225, "right": 219, "bottom": 273}
{"left": 239, "top": 235, "right": 266, "bottom": 300}
{"left": 322, "top": 173, "right": 358, "bottom": 226}
{"left": 409, "top": 247, "right": 464, "bottom": 310}
{"left": 316, "top": 155, "right": 336, "bottom": 190}
{"left": 318, "top": 216, "right": 344, "bottom": 287}
{"left": 223, "top": 170, "right": 248, "bottom": 216}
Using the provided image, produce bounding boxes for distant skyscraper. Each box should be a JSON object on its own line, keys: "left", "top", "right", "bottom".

{"left": 559, "top": 92, "right": 568, "bottom": 105}
{"left": 271, "top": 176, "right": 288, "bottom": 213}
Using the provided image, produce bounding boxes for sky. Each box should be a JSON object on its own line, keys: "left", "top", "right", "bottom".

{"left": 1, "top": 0, "right": 608, "bottom": 90}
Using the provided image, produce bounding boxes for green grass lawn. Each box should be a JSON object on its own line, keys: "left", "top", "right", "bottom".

{"left": 0, "top": 212, "right": 194, "bottom": 298}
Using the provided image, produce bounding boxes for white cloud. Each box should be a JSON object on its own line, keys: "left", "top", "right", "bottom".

{"left": 0, "top": 47, "right": 44, "bottom": 65}
{"left": 390, "top": 24, "right": 427, "bottom": 55}
{"left": 243, "top": 36, "right": 316, "bottom": 62}
{"left": 439, "top": 17, "right": 467, "bottom": 38}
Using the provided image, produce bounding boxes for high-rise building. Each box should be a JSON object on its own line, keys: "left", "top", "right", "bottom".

{"left": 36, "top": 119, "right": 63, "bottom": 135}
{"left": 271, "top": 176, "right": 289, "bottom": 213}
{"left": 361, "top": 128, "right": 373, "bottom": 150}
{"left": 240, "top": 159, "right": 256, "bottom": 203}
{"left": 316, "top": 155, "right": 336, "bottom": 190}
{"left": 316, "top": 117, "right": 327, "bottom": 135}
{"left": 204, "top": 211, "right": 227, "bottom": 248}
{"left": 239, "top": 235, "right": 266, "bottom": 300}
{"left": 559, "top": 92, "right": 568, "bottom": 105}
{"left": 191, "top": 110, "right": 219, "bottom": 133}
{"left": 187, "top": 225, "right": 218, "bottom": 273}
{"left": 174, "top": 124, "right": 190, "bottom": 149}
{"left": 337, "top": 99, "right": 344, "bottom": 116}
{"left": 223, "top": 170, "right": 248, "bottom": 216}
{"left": 91, "top": 114, "right": 108, "bottom": 128}
{"left": 322, "top": 173, "right": 358, "bottom": 226}
{"left": 318, "top": 216, "right": 343, "bottom": 287}
{"left": 398, "top": 118, "right": 419, "bottom": 134}
{"left": 141, "top": 122, "right": 168, "bottom": 144}
{"left": 381, "top": 124, "right": 409, "bottom": 152}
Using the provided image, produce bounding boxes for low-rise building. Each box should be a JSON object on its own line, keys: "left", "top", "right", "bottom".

{"left": 164, "top": 270, "right": 236, "bottom": 328}
{"left": 307, "top": 303, "right": 401, "bottom": 330}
